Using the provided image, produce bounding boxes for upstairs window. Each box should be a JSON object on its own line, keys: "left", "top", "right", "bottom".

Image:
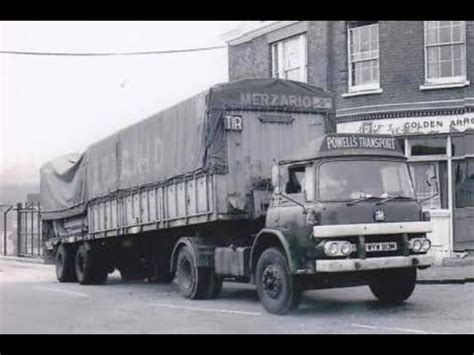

{"left": 271, "top": 34, "right": 307, "bottom": 82}
{"left": 424, "top": 21, "right": 467, "bottom": 85}
{"left": 348, "top": 22, "right": 380, "bottom": 92}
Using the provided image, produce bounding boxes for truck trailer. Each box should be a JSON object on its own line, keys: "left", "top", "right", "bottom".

{"left": 40, "top": 78, "right": 434, "bottom": 314}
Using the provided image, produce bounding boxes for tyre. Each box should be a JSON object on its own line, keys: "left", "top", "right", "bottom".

{"left": 175, "top": 246, "right": 218, "bottom": 300}
{"left": 255, "top": 248, "right": 302, "bottom": 315}
{"left": 55, "top": 244, "right": 76, "bottom": 282}
{"left": 75, "top": 243, "right": 108, "bottom": 285}
{"left": 368, "top": 267, "right": 417, "bottom": 304}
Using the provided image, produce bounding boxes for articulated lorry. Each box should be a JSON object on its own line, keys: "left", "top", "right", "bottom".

{"left": 41, "top": 78, "right": 434, "bottom": 314}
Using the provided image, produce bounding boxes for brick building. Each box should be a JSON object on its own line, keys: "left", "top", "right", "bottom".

{"left": 223, "top": 21, "right": 474, "bottom": 262}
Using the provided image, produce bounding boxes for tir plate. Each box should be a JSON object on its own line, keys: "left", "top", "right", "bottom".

{"left": 366, "top": 241, "right": 397, "bottom": 252}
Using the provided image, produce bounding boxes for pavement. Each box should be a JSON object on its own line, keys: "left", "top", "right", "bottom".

{"left": 418, "top": 263, "right": 474, "bottom": 284}
{"left": 1, "top": 258, "right": 473, "bottom": 334}
{"left": 0, "top": 255, "right": 44, "bottom": 264}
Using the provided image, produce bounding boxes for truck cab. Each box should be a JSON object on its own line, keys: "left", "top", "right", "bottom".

{"left": 252, "top": 133, "right": 433, "bottom": 314}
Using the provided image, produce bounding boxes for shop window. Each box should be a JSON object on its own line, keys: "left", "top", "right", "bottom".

{"left": 454, "top": 159, "right": 474, "bottom": 208}
{"left": 410, "top": 137, "right": 447, "bottom": 156}
{"left": 452, "top": 133, "right": 474, "bottom": 156}
{"left": 424, "top": 21, "right": 467, "bottom": 85}
{"left": 348, "top": 22, "right": 380, "bottom": 92}
{"left": 409, "top": 161, "right": 448, "bottom": 209}
{"left": 271, "top": 34, "right": 307, "bottom": 82}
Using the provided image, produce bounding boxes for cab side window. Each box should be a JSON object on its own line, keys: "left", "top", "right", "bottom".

{"left": 285, "top": 166, "right": 305, "bottom": 194}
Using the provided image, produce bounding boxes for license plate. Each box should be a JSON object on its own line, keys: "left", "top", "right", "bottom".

{"left": 366, "top": 242, "right": 397, "bottom": 252}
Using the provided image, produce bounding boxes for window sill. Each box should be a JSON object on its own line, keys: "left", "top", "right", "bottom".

{"left": 342, "top": 88, "right": 383, "bottom": 98}
{"left": 419, "top": 81, "right": 470, "bottom": 90}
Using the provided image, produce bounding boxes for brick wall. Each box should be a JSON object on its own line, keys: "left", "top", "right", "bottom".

{"left": 228, "top": 21, "right": 331, "bottom": 88}
{"left": 332, "top": 21, "right": 474, "bottom": 116}
{"left": 228, "top": 35, "right": 270, "bottom": 81}
{"left": 228, "top": 21, "right": 474, "bottom": 117}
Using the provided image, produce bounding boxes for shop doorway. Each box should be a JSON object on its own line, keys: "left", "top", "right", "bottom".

{"left": 453, "top": 158, "right": 474, "bottom": 252}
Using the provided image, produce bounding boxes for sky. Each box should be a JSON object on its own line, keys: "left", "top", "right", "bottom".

{"left": 0, "top": 21, "right": 243, "bottom": 187}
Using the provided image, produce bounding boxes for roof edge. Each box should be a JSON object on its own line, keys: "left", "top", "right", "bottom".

{"left": 223, "top": 21, "right": 301, "bottom": 46}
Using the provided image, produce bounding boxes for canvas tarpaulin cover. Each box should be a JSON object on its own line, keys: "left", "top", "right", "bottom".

{"left": 40, "top": 79, "right": 333, "bottom": 220}
{"left": 40, "top": 153, "right": 88, "bottom": 218}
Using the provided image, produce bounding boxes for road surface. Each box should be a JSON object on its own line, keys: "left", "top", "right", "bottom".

{"left": 0, "top": 259, "right": 473, "bottom": 334}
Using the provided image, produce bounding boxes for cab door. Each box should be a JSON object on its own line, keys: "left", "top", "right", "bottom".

{"left": 277, "top": 163, "right": 315, "bottom": 230}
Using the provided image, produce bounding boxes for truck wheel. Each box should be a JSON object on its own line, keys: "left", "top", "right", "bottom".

{"left": 368, "top": 267, "right": 417, "bottom": 304}
{"left": 55, "top": 244, "right": 76, "bottom": 282}
{"left": 75, "top": 244, "right": 108, "bottom": 285}
{"left": 256, "top": 248, "right": 302, "bottom": 315}
{"left": 175, "top": 246, "right": 217, "bottom": 299}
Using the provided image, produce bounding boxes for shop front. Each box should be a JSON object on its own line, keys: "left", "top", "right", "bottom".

{"left": 337, "top": 111, "right": 474, "bottom": 263}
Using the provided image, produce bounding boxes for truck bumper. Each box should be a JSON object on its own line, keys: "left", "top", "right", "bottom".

{"left": 315, "top": 255, "right": 433, "bottom": 273}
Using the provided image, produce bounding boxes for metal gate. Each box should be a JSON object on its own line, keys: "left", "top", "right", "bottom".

{"left": 18, "top": 203, "right": 42, "bottom": 257}
{"left": 16, "top": 203, "right": 42, "bottom": 257}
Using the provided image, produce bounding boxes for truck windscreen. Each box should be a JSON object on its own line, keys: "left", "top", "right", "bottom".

{"left": 318, "top": 160, "right": 415, "bottom": 202}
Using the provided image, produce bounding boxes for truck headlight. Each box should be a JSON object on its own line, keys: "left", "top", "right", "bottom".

{"left": 324, "top": 241, "right": 352, "bottom": 257}
{"left": 409, "top": 238, "right": 431, "bottom": 252}
{"left": 340, "top": 243, "right": 352, "bottom": 256}
{"left": 421, "top": 239, "right": 431, "bottom": 251}
{"left": 325, "top": 242, "right": 339, "bottom": 256}
{"left": 411, "top": 239, "right": 422, "bottom": 252}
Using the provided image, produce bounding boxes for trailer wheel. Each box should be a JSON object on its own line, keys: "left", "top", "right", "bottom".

{"left": 75, "top": 244, "right": 108, "bottom": 285}
{"left": 55, "top": 244, "right": 76, "bottom": 282}
{"left": 256, "top": 248, "right": 302, "bottom": 315}
{"left": 175, "top": 246, "right": 218, "bottom": 299}
{"left": 368, "top": 267, "right": 417, "bottom": 304}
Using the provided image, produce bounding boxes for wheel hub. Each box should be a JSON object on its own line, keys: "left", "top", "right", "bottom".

{"left": 178, "top": 259, "right": 193, "bottom": 290}
{"left": 262, "top": 265, "right": 282, "bottom": 299}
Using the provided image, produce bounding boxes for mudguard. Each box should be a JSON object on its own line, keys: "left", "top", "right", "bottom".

{"left": 169, "top": 237, "right": 215, "bottom": 274}
{"left": 250, "top": 228, "right": 298, "bottom": 275}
